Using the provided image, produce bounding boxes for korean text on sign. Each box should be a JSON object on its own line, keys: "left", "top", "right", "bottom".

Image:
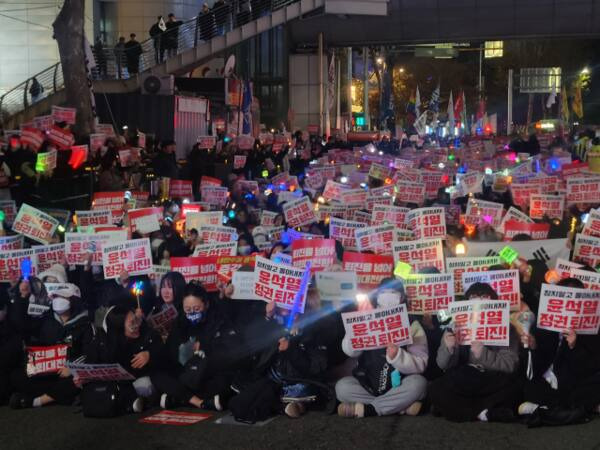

{"left": 253, "top": 256, "right": 307, "bottom": 312}
{"left": 282, "top": 196, "right": 317, "bottom": 228}
{"left": 402, "top": 273, "right": 455, "bottom": 314}
{"left": 406, "top": 207, "right": 446, "bottom": 240}
{"left": 26, "top": 344, "right": 68, "bottom": 376}
{"left": 291, "top": 238, "right": 336, "bottom": 273}
{"left": 462, "top": 269, "right": 520, "bottom": 310}
{"left": 445, "top": 256, "right": 501, "bottom": 295}
{"left": 102, "top": 238, "right": 152, "bottom": 279}
{"left": 537, "top": 284, "right": 600, "bottom": 335}
{"left": 342, "top": 304, "right": 413, "bottom": 350}
{"left": 448, "top": 300, "right": 510, "bottom": 346}
{"left": 392, "top": 238, "right": 444, "bottom": 272}
{"left": 12, "top": 203, "right": 59, "bottom": 244}
{"left": 342, "top": 251, "right": 394, "bottom": 291}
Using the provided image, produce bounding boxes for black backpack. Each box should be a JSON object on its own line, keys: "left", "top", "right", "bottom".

{"left": 228, "top": 378, "right": 280, "bottom": 424}
{"left": 81, "top": 381, "right": 137, "bottom": 418}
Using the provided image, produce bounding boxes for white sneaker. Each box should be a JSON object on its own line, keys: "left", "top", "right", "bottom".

{"left": 518, "top": 402, "right": 539, "bottom": 416}
{"left": 160, "top": 393, "right": 168, "bottom": 409}
{"left": 132, "top": 397, "right": 144, "bottom": 413}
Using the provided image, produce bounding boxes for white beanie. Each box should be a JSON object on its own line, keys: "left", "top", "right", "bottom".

{"left": 38, "top": 264, "right": 67, "bottom": 284}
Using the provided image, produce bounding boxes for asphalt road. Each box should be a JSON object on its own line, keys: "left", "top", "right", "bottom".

{"left": 2, "top": 405, "right": 600, "bottom": 450}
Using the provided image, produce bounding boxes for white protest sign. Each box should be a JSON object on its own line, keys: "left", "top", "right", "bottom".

{"left": 101, "top": 238, "right": 152, "bottom": 279}
{"left": 342, "top": 304, "right": 413, "bottom": 350}
{"left": 315, "top": 271, "right": 357, "bottom": 303}
{"left": 462, "top": 269, "right": 520, "bottom": 310}
{"left": 448, "top": 299, "right": 510, "bottom": 346}
{"left": 537, "top": 284, "right": 600, "bottom": 335}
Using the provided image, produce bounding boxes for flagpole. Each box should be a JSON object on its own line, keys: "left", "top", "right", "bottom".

{"left": 347, "top": 47, "right": 352, "bottom": 132}
{"left": 318, "top": 33, "right": 324, "bottom": 135}
{"left": 336, "top": 53, "right": 341, "bottom": 131}
{"left": 363, "top": 47, "right": 369, "bottom": 130}
{"left": 507, "top": 69, "right": 513, "bottom": 136}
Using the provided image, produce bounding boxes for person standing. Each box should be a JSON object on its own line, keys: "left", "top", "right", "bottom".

{"left": 199, "top": 3, "right": 216, "bottom": 42}
{"left": 114, "top": 36, "right": 126, "bottom": 79}
{"left": 124, "top": 33, "right": 143, "bottom": 75}
{"left": 28, "top": 77, "right": 43, "bottom": 103}
{"left": 93, "top": 37, "right": 107, "bottom": 78}
{"left": 149, "top": 16, "right": 166, "bottom": 64}
{"left": 165, "top": 13, "right": 183, "bottom": 58}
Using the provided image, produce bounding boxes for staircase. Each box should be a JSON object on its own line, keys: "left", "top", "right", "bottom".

{"left": 1, "top": 0, "right": 389, "bottom": 129}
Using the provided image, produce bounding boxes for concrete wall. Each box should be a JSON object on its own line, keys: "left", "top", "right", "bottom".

{"left": 0, "top": 0, "right": 93, "bottom": 95}
{"left": 289, "top": 53, "right": 326, "bottom": 131}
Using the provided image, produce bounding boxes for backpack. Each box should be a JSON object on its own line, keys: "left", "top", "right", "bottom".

{"left": 228, "top": 378, "right": 280, "bottom": 424}
{"left": 81, "top": 381, "right": 137, "bottom": 418}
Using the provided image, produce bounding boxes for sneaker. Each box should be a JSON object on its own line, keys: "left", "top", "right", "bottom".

{"left": 202, "top": 394, "right": 223, "bottom": 411}
{"left": 281, "top": 383, "right": 317, "bottom": 403}
{"left": 160, "top": 393, "right": 175, "bottom": 410}
{"left": 518, "top": 402, "right": 539, "bottom": 416}
{"left": 284, "top": 402, "right": 306, "bottom": 419}
{"left": 9, "top": 393, "right": 34, "bottom": 410}
{"left": 132, "top": 397, "right": 144, "bottom": 413}
{"left": 337, "top": 402, "right": 365, "bottom": 418}
{"left": 403, "top": 401, "right": 422, "bottom": 416}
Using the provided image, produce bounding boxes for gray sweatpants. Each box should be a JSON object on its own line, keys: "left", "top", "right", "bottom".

{"left": 335, "top": 375, "right": 427, "bottom": 416}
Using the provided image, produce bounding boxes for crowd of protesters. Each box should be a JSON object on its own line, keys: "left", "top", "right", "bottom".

{"left": 0, "top": 119, "right": 599, "bottom": 430}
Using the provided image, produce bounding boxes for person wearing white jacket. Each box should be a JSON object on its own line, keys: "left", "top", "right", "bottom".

{"left": 335, "top": 278, "right": 429, "bottom": 418}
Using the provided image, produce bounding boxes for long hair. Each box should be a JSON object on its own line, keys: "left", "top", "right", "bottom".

{"left": 159, "top": 271, "right": 187, "bottom": 310}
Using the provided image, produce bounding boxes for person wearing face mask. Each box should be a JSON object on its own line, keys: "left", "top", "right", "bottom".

{"left": 236, "top": 233, "right": 258, "bottom": 256}
{"left": 154, "top": 282, "right": 243, "bottom": 411}
{"left": 335, "top": 278, "right": 429, "bottom": 418}
{"left": 0, "top": 296, "right": 23, "bottom": 404}
{"left": 98, "top": 304, "right": 166, "bottom": 412}
{"left": 428, "top": 282, "right": 522, "bottom": 422}
{"left": 9, "top": 285, "right": 97, "bottom": 409}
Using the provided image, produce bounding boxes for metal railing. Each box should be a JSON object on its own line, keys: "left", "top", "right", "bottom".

{"left": 0, "top": 0, "right": 300, "bottom": 123}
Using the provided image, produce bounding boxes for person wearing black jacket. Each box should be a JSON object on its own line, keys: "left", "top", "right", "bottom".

{"left": 149, "top": 16, "right": 165, "bottom": 64}
{"left": 152, "top": 140, "right": 179, "bottom": 179}
{"left": 10, "top": 285, "right": 96, "bottom": 409}
{"left": 146, "top": 272, "right": 186, "bottom": 341}
{"left": 164, "top": 13, "right": 182, "bottom": 58}
{"left": 0, "top": 295, "right": 23, "bottom": 404}
{"left": 518, "top": 278, "right": 600, "bottom": 418}
{"left": 124, "top": 33, "right": 143, "bottom": 75}
{"left": 154, "top": 282, "right": 243, "bottom": 411}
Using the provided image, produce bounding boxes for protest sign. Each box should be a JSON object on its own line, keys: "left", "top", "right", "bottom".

{"left": 186, "top": 211, "right": 223, "bottom": 230}
{"left": 0, "top": 200, "right": 18, "bottom": 225}
{"left": 459, "top": 171, "right": 484, "bottom": 195}
{"left": 462, "top": 269, "right": 520, "bottom": 310}
{"left": 102, "top": 238, "right": 152, "bottom": 279}
{"left": 448, "top": 300, "right": 510, "bottom": 346}
{"left": 216, "top": 255, "right": 256, "bottom": 283}
{"left": 95, "top": 123, "right": 115, "bottom": 136}
{"left": 529, "top": 195, "right": 564, "bottom": 220}
{"left": 65, "top": 231, "right": 127, "bottom": 266}
{"left": 537, "top": 284, "right": 600, "bottom": 335}
{"left": 33, "top": 243, "right": 65, "bottom": 273}
{"left": 92, "top": 191, "right": 125, "bottom": 224}
{"left": 20, "top": 127, "right": 45, "bottom": 151}
{"left": 329, "top": 217, "right": 366, "bottom": 251}
{"left": 465, "top": 238, "right": 569, "bottom": 268}
{"left": 340, "top": 189, "right": 368, "bottom": 206}
{"left": 139, "top": 410, "right": 212, "bottom": 426}
{"left": 323, "top": 180, "right": 350, "bottom": 201}
{"left": 342, "top": 304, "right": 412, "bottom": 350}
{"left": 170, "top": 256, "right": 218, "bottom": 291}
{"left": 445, "top": 256, "right": 502, "bottom": 295}
{"left": 234, "top": 155, "right": 247, "bottom": 169}
{"left": 497, "top": 206, "right": 534, "bottom": 234}
{"left": 582, "top": 209, "right": 600, "bottom": 237}
{"left": 253, "top": 256, "right": 307, "bottom": 312}
{"left": 392, "top": 238, "right": 444, "bottom": 272}
{"left": 570, "top": 268, "right": 600, "bottom": 291}
{"left": 406, "top": 207, "right": 446, "bottom": 240}
{"left": 197, "top": 136, "right": 216, "bottom": 149}
{"left": 282, "top": 196, "right": 317, "bottom": 228}
{"left": 421, "top": 171, "right": 445, "bottom": 199}
{"left": 0, "top": 249, "right": 36, "bottom": 282}
{"left": 89, "top": 133, "right": 106, "bottom": 151}
{"left": 510, "top": 183, "right": 542, "bottom": 209}
{"left": 127, "top": 207, "right": 162, "bottom": 234}
{"left": 355, "top": 224, "right": 395, "bottom": 255}
{"left": 464, "top": 199, "right": 504, "bottom": 228}
{"left": 573, "top": 234, "right": 600, "bottom": 268}
{"left": 76, "top": 210, "right": 112, "bottom": 228}
{"left": 66, "top": 363, "right": 135, "bottom": 384}
{"left": 260, "top": 210, "right": 279, "bottom": 227}
{"left": 371, "top": 205, "right": 409, "bottom": 227}
{"left": 315, "top": 204, "right": 346, "bottom": 223}
{"left": 554, "top": 258, "right": 584, "bottom": 280}
{"left": 118, "top": 148, "right": 141, "bottom": 167}
{"left": 0, "top": 234, "right": 23, "bottom": 251}
{"left": 12, "top": 203, "right": 59, "bottom": 244}
{"left": 342, "top": 251, "right": 394, "bottom": 291}
{"left": 147, "top": 304, "right": 179, "bottom": 336}
{"left": 51, "top": 105, "right": 76, "bottom": 124}
{"left": 198, "top": 225, "right": 237, "bottom": 243}
{"left": 395, "top": 180, "right": 426, "bottom": 205}
{"left": 192, "top": 241, "right": 237, "bottom": 257}
{"left": 47, "top": 125, "right": 75, "bottom": 149}
{"left": 368, "top": 162, "right": 391, "bottom": 180}
{"left": 315, "top": 271, "right": 357, "bottom": 303}
{"left": 26, "top": 344, "right": 68, "bottom": 376}
{"left": 365, "top": 186, "right": 395, "bottom": 212}
{"left": 503, "top": 220, "right": 550, "bottom": 241}
{"left": 201, "top": 186, "right": 228, "bottom": 207}
{"left": 169, "top": 180, "right": 193, "bottom": 198}
{"left": 291, "top": 238, "right": 336, "bottom": 272}
{"left": 567, "top": 176, "right": 600, "bottom": 204}
{"left": 231, "top": 271, "right": 259, "bottom": 300}
{"left": 402, "top": 273, "right": 455, "bottom": 314}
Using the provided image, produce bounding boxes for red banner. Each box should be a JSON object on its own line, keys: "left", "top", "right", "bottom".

{"left": 170, "top": 256, "right": 218, "bottom": 291}
{"left": 291, "top": 238, "right": 336, "bottom": 273}
{"left": 342, "top": 252, "right": 394, "bottom": 291}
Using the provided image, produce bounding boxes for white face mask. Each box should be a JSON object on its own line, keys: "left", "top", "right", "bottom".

{"left": 238, "top": 245, "right": 251, "bottom": 256}
{"left": 377, "top": 292, "right": 401, "bottom": 308}
{"left": 52, "top": 297, "right": 70, "bottom": 314}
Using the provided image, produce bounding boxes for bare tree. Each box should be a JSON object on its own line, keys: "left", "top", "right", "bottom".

{"left": 53, "top": 0, "right": 94, "bottom": 136}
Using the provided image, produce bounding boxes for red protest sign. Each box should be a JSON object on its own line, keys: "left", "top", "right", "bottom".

{"left": 529, "top": 194, "right": 564, "bottom": 220}
{"left": 282, "top": 196, "right": 317, "bottom": 228}
{"left": 406, "top": 207, "right": 446, "bottom": 241}
{"left": 92, "top": 191, "right": 125, "bottom": 224}
{"left": 322, "top": 180, "right": 349, "bottom": 201}
{"left": 234, "top": 155, "right": 247, "bottom": 170}
{"left": 537, "top": 284, "right": 600, "bottom": 335}
{"left": 402, "top": 273, "right": 455, "bottom": 314}
{"left": 392, "top": 238, "right": 445, "bottom": 272}
{"left": 216, "top": 255, "right": 255, "bottom": 283}
{"left": 51, "top": 105, "right": 76, "bottom": 124}
{"left": 462, "top": 269, "right": 520, "bottom": 310}
{"left": 90, "top": 133, "right": 106, "bottom": 151}
{"left": 253, "top": 256, "right": 307, "bottom": 312}
{"left": 169, "top": 180, "right": 193, "bottom": 198}
{"left": 20, "top": 127, "right": 45, "bottom": 151}
{"left": 146, "top": 305, "right": 179, "bottom": 336}
{"left": 342, "top": 251, "right": 394, "bottom": 291}
{"left": 200, "top": 176, "right": 222, "bottom": 187}
{"left": 26, "top": 344, "right": 68, "bottom": 376}
{"left": 47, "top": 125, "right": 75, "bottom": 150}
{"left": 503, "top": 220, "right": 550, "bottom": 241}
{"left": 342, "top": 304, "right": 412, "bottom": 350}
{"left": 355, "top": 224, "right": 395, "bottom": 255}
{"left": 127, "top": 207, "right": 162, "bottom": 234}
{"left": 448, "top": 300, "right": 510, "bottom": 346}
{"left": 291, "top": 238, "right": 336, "bottom": 273}
{"left": 12, "top": 203, "right": 59, "bottom": 244}
{"left": 101, "top": 238, "right": 152, "bottom": 280}
{"left": 340, "top": 188, "right": 368, "bottom": 206}
{"left": 170, "top": 256, "right": 218, "bottom": 291}
{"left": 235, "top": 135, "right": 254, "bottom": 150}
{"left": 66, "top": 363, "right": 135, "bottom": 384}
{"left": 140, "top": 410, "right": 212, "bottom": 426}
